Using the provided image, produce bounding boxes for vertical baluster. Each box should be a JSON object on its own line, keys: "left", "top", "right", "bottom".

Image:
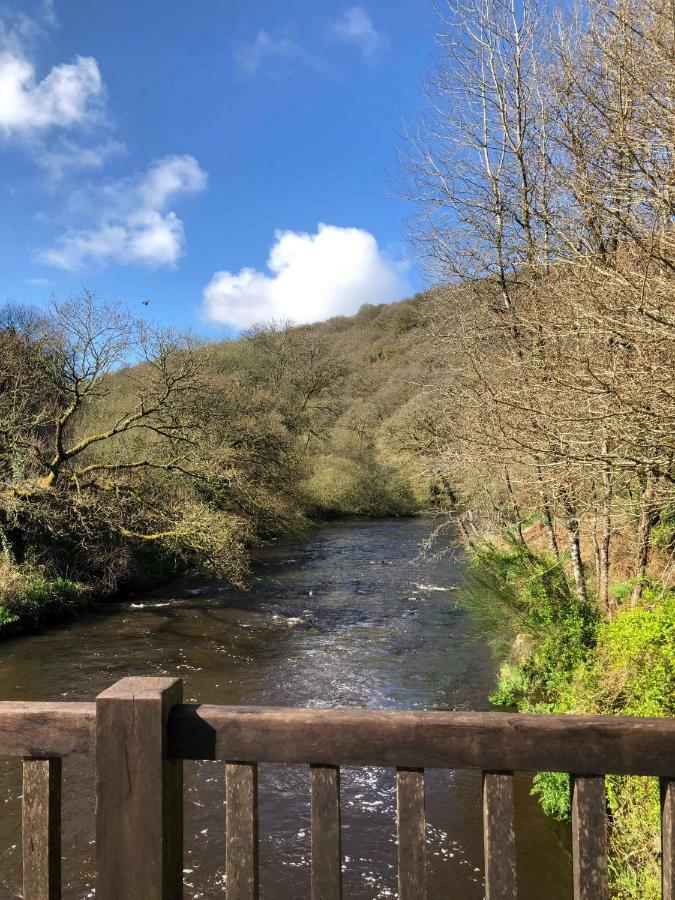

{"left": 311, "top": 764, "right": 341, "bottom": 900}
{"left": 397, "top": 767, "right": 426, "bottom": 900}
{"left": 482, "top": 771, "right": 516, "bottom": 900}
{"left": 662, "top": 778, "right": 674, "bottom": 900}
{"left": 22, "top": 757, "right": 61, "bottom": 900}
{"left": 225, "top": 762, "right": 259, "bottom": 900}
{"left": 571, "top": 774, "right": 608, "bottom": 900}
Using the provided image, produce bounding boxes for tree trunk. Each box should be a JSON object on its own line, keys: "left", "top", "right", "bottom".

{"left": 561, "top": 489, "right": 588, "bottom": 605}
{"left": 504, "top": 468, "right": 526, "bottom": 548}
{"left": 536, "top": 466, "right": 559, "bottom": 558}
{"left": 631, "top": 470, "right": 657, "bottom": 605}
{"left": 0, "top": 513, "right": 17, "bottom": 565}
{"left": 598, "top": 448, "right": 614, "bottom": 617}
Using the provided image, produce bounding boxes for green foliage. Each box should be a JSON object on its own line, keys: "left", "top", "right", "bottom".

{"left": 579, "top": 589, "right": 675, "bottom": 717}
{"left": 0, "top": 561, "right": 87, "bottom": 633}
{"left": 605, "top": 776, "right": 661, "bottom": 900}
{"left": 485, "top": 568, "right": 675, "bottom": 900}
{"left": 0, "top": 606, "right": 18, "bottom": 631}
{"left": 489, "top": 663, "right": 531, "bottom": 707}
{"left": 530, "top": 772, "right": 571, "bottom": 820}
{"left": 466, "top": 541, "right": 599, "bottom": 706}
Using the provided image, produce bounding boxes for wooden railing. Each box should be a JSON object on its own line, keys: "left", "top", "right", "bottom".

{"left": 2, "top": 675, "right": 675, "bottom": 899}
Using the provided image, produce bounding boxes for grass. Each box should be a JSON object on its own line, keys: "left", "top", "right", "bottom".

{"left": 0, "top": 560, "right": 88, "bottom": 635}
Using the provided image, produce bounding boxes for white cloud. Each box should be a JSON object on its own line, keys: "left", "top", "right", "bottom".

{"left": 0, "top": 50, "right": 103, "bottom": 136}
{"left": 234, "top": 31, "right": 300, "bottom": 76}
{"left": 39, "top": 154, "right": 207, "bottom": 270}
{"left": 202, "top": 223, "right": 406, "bottom": 328}
{"left": 332, "top": 7, "right": 385, "bottom": 56}
{"left": 35, "top": 136, "right": 127, "bottom": 180}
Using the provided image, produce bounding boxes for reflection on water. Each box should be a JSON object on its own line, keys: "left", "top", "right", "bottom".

{"left": 0, "top": 517, "right": 571, "bottom": 898}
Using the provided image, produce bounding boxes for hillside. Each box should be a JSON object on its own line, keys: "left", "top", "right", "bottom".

{"left": 0, "top": 291, "right": 438, "bottom": 632}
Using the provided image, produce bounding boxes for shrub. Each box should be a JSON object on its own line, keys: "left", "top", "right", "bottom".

{"left": 0, "top": 559, "right": 87, "bottom": 632}
{"left": 302, "top": 452, "right": 418, "bottom": 518}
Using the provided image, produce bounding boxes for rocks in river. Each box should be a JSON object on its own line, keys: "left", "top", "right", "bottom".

{"left": 270, "top": 614, "right": 308, "bottom": 629}
{"left": 414, "top": 583, "right": 457, "bottom": 592}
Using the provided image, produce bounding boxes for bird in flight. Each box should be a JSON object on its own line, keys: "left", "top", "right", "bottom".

{"left": 142, "top": 299, "right": 150, "bottom": 306}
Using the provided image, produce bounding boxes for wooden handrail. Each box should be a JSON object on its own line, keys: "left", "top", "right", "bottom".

{"left": 168, "top": 703, "right": 675, "bottom": 776}
{"left": 4, "top": 681, "right": 675, "bottom": 900}
{"left": 0, "top": 702, "right": 95, "bottom": 757}
{"left": 2, "top": 699, "right": 675, "bottom": 775}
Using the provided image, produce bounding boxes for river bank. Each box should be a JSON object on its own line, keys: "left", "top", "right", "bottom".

{"left": 0, "top": 517, "right": 571, "bottom": 899}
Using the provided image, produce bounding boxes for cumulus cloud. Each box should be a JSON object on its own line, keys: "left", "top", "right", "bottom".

{"left": 0, "top": 49, "right": 103, "bottom": 136}
{"left": 203, "top": 223, "right": 407, "bottom": 329}
{"left": 39, "top": 154, "right": 208, "bottom": 270}
{"left": 332, "top": 7, "right": 385, "bottom": 56}
{"left": 0, "top": 5, "right": 111, "bottom": 180}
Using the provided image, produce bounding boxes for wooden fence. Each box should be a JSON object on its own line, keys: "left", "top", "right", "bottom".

{"left": 3, "top": 675, "right": 675, "bottom": 899}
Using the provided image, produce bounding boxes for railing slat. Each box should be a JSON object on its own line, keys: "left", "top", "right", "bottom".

{"left": 225, "top": 762, "right": 259, "bottom": 900}
{"left": 397, "top": 767, "right": 426, "bottom": 900}
{"left": 22, "top": 757, "right": 61, "bottom": 900}
{"left": 662, "top": 777, "right": 675, "bottom": 900}
{"left": 482, "top": 771, "right": 516, "bottom": 900}
{"left": 571, "top": 774, "right": 608, "bottom": 900}
{"left": 311, "top": 764, "right": 341, "bottom": 899}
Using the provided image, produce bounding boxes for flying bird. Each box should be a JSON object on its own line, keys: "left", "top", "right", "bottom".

{"left": 142, "top": 299, "right": 150, "bottom": 306}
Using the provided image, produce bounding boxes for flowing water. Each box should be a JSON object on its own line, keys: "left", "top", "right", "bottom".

{"left": 0, "top": 517, "right": 572, "bottom": 898}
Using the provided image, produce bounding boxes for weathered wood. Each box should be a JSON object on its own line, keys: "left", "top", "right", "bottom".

{"left": 0, "top": 703, "right": 95, "bottom": 758}
{"left": 225, "top": 762, "right": 259, "bottom": 900}
{"left": 311, "top": 764, "right": 341, "bottom": 900}
{"left": 96, "top": 677, "right": 183, "bottom": 900}
{"left": 571, "top": 775, "right": 608, "bottom": 900}
{"left": 169, "top": 704, "right": 675, "bottom": 775}
{"left": 482, "top": 771, "right": 516, "bottom": 900}
{"left": 22, "top": 757, "right": 61, "bottom": 900}
{"left": 662, "top": 778, "right": 675, "bottom": 900}
{"left": 396, "top": 767, "right": 426, "bottom": 900}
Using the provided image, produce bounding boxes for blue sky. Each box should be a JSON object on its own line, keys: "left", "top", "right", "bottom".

{"left": 0, "top": 0, "right": 436, "bottom": 336}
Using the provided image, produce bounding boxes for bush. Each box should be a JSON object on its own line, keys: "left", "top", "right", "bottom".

{"left": 465, "top": 541, "right": 599, "bottom": 705}
{"left": 302, "top": 452, "right": 418, "bottom": 518}
{"left": 0, "top": 560, "right": 87, "bottom": 632}
{"left": 490, "top": 575, "right": 675, "bottom": 899}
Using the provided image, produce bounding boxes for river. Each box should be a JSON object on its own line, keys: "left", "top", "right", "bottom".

{"left": 0, "top": 517, "right": 571, "bottom": 898}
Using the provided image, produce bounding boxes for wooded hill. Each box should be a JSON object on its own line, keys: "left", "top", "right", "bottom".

{"left": 0, "top": 290, "right": 436, "bottom": 627}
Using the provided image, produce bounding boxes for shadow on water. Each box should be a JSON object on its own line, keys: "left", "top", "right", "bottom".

{"left": 0, "top": 516, "right": 571, "bottom": 898}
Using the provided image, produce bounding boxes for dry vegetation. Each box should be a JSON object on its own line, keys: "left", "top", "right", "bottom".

{"left": 402, "top": 0, "right": 674, "bottom": 894}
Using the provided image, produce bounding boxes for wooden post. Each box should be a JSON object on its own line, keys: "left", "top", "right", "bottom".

{"left": 397, "top": 767, "right": 426, "bottom": 900}
{"left": 571, "top": 774, "right": 608, "bottom": 900}
{"left": 225, "top": 762, "right": 259, "bottom": 900}
{"left": 311, "top": 764, "right": 341, "bottom": 900}
{"left": 22, "top": 757, "right": 61, "bottom": 900}
{"left": 96, "top": 677, "right": 183, "bottom": 900}
{"left": 482, "top": 771, "right": 516, "bottom": 900}
{"left": 662, "top": 778, "right": 674, "bottom": 900}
